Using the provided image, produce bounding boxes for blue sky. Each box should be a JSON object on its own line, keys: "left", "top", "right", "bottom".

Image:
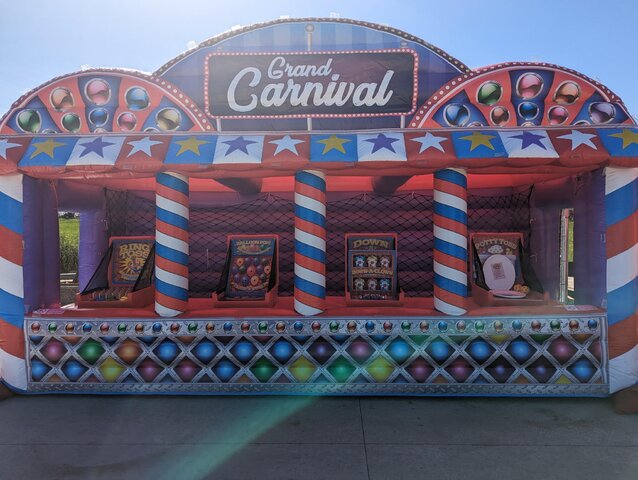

{"left": 1, "top": 0, "right": 636, "bottom": 118}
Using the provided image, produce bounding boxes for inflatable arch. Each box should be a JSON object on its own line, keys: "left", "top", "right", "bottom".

{"left": 0, "top": 17, "right": 637, "bottom": 396}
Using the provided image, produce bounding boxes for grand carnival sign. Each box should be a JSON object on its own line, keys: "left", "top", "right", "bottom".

{"left": 205, "top": 49, "right": 418, "bottom": 119}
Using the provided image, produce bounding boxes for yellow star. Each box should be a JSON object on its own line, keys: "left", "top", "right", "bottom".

{"left": 30, "top": 139, "right": 65, "bottom": 159}
{"left": 174, "top": 136, "right": 210, "bottom": 157}
{"left": 459, "top": 132, "right": 496, "bottom": 151}
{"left": 317, "top": 134, "right": 351, "bottom": 154}
{"left": 609, "top": 129, "right": 638, "bottom": 149}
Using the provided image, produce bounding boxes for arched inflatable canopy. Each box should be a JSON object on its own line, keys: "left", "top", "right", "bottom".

{"left": 0, "top": 17, "right": 637, "bottom": 397}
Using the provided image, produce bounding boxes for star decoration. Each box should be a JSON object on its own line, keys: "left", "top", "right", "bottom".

{"left": 410, "top": 133, "right": 447, "bottom": 153}
{"left": 79, "top": 137, "right": 115, "bottom": 158}
{"left": 269, "top": 135, "right": 304, "bottom": 156}
{"left": 511, "top": 131, "right": 546, "bottom": 150}
{"left": 459, "top": 132, "right": 496, "bottom": 151}
{"left": 175, "top": 136, "right": 210, "bottom": 156}
{"left": 0, "top": 138, "right": 21, "bottom": 159}
{"left": 30, "top": 138, "right": 65, "bottom": 159}
{"left": 609, "top": 129, "right": 638, "bottom": 149}
{"left": 317, "top": 134, "right": 351, "bottom": 154}
{"left": 364, "top": 133, "right": 400, "bottom": 154}
{"left": 222, "top": 136, "right": 257, "bottom": 155}
{"left": 557, "top": 130, "right": 597, "bottom": 150}
{"left": 127, "top": 136, "right": 163, "bottom": 157}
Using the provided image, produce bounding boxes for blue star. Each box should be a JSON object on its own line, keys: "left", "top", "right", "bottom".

{"left": 511, "top": 131, "right": 546, "bottom": 150}
{"left": 364, "top": 133, "right": 400, "bottom": 154}
{"left": 222, "top": 136, "right": 257, "bottom": 155}
{"left": 79, "top": 137, "right": 115, "bottom": 157}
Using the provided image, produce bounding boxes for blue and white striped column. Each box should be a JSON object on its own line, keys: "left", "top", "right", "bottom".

{"left": 155, "top": 172, "right": 189, "bottom": 317}
{"left": 294, "top": 170, "right": 327, "bottom": 316}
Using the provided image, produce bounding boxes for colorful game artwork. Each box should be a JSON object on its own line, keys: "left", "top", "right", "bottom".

{"left": 225, "top": 236, "right": 277, "bottom": 300}
{"left": 110, "top": 238, "right": 154, "bottom": 285}
{"left": 346, "top": 234, "right": 399, "bottom": 301}
{"left": 471, "top": 232, "right": 524, "bottom": 284}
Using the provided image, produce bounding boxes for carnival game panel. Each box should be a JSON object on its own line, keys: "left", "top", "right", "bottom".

{"left": 25, "top": 314, "right": 607, "bottom": 396}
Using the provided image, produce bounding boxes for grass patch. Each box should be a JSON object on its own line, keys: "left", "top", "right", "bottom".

{"left": 59, "top": 217, "right": 79, "bottom": 273}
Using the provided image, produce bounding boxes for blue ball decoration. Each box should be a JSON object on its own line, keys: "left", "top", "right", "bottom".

{"left": 293, "top": 321, "right": 303, "bottom": 332}
{"left": 61, "top": 360, "right": 87, "bottom": 382}
{"left": 587, "top": 319, "right": 598, "bottom": 330}
{"left": 569, "top": 358, "right": 596, "bottom": 383}
{"left": 270, "top": 339, "right": 294, "bottom": 364}
{"left": 365, "top": 321, "right": 375, "bottom": 332}
{"left": 386, "top": 338, "right": 414, "bottom": 364}
{"left": 231, "top": 339, "right": 257, "bottom": 363}
{"left": 428, "top": 339, "right": 453, "bottom": 363}
{"left": 82, "top": 323, "right": 92, "bottom": 333}
{"left": 154, "top": 339, "right": 180, "bottom": 364}
{"left": 467, "top": 339, "right": 493, "bottom": 363}
{"left": 511, "top": 320, "right": 523, "bottom": 331}
{"left": 30, "top": 359, "right": 51, "bottom": 381}
{"left": 192, "top": 339, "right": 217, "bottom": 363}
{"left": 152, "top": 322, "right": 162, "bottom": 333}
{"left": 213, "top": 359, "right": 239, "bottom": 382}
{"left": 437, "top": 321, "right": 448, "bottom": 332}
{"left": 508, "top": 338, "right": 534, "bottom": 364}
{"left": 223, "top": 322, "right": 233, "bottom": 332}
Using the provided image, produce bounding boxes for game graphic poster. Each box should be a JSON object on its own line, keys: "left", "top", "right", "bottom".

{"left": 471, "top": 232, "right": 524, "bottom": 284}
{"left": 224, "top": 236, "right": 277, "bottom": 300}
{"left": 346, "top": 234, "right": 399, "bottom": 301}
{"left": 110, "top": 237, "right": 154, "bottom": 286}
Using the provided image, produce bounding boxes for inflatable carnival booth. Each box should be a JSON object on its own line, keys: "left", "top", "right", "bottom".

{"left": 1, "top": 18, "right": 638, "bottom": 397}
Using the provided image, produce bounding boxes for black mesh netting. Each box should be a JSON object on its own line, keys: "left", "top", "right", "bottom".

{"left": 106, "top": 189, "right": 530, "bottom": 297}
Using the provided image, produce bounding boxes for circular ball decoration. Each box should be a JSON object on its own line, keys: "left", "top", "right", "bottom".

{"left": 401, "top": 321, "right": 411, "bottom": 332}
{"left": 153, "top": 339, "right": 180, "bottom": 365}
{"left": 443, "top": 104, "right": 470, "bottom": 127}
{"left": 518, "top": 102, "right": 539, "bottom": 121}
{"left": 467, "top": 339, "right": 494, "bottom": 363}
{"left": 241, "top": 322, "right": 250, "bottom": 333}
{"left": 117, "top": 112, "right": 137, "bottom": 131}
{"left": 569, "top": 320, "right": 580, "bottom": 331}
{"left": 547, "top": 106, "right": 569, "bottom": 125}
{"left": 456, "top": 320, "right": 466, "bottom": 332}
{"left": 490, "top": 106, "right": 510, "bottom": 126}
{"left": 192, "top": 339, "right": 217, "bottom": 363}
{"left": 550, "top": 320, "right": 561, "bottom": 331}
{"left": 48, "top": 322, "right": 57, "bottom": 333}
{"left": 50, "top": 87, "right": 74, "bottom": 110}
{"left": 115, "top": 339, "right": 143, "bottom": 365}
{"left": 588, "top": 340, "right": 602, "bottom": 361}
{"left": 125, "top": 87, "right": 150, "bottom": 110}
{"left": 554, "top": 82, "right": 580, "bottom": 105}
{"left": 569, "top": 358, "right": 596, "bottom": 383}
{"left": 40, "top": 339, "right": 67, "bottom": 363}
{"left": 294, "top": 321, "right": 304, "bottom": 332}
{"left": 486, "top": 357, "right": 515, "bottom": 383}
{"left": 213, "top": 358, "right": 239, "bottom": 382}
{"left": 65, "top": 323, "right": 75, "bottom": 334}
{"left": 62, "top": 359, "right": 87, "bottom": 382}
{"left": 347, "top": 321, "right": 357, "bottom": 332}
{"left": 206, "top": 322, "right": 215, "bottom": 333}
{"left": 77, "top": 339, "right": 105, "bottom": 365}
{"left": 386, "top": 338, "right": 414, "bottom": 364}
{"left": 527, "top": 358, "right": 555, "bottom": 383}
{"left": 475, "top": 321, "right": 485, "bottom": 333}
{"left": 136, "top": 358, "right": 163, "bottom": 382}
{"left": 135, "top": 323, "right": 144, "bottom": 334}
{"left": 270, "top": 339, "right": 295, "bottom": 364}
{"left": 175, "top": 358, "right": 200, "bottom": 382}
{"left": 383, "top": 321, "right": 393, "bottom": 332}
{"left": 420, "top": 321, "right": 429, "bottom": 332}
{"left": 223, "top": 322, "right": 233, "bottom": 332}
{"left": 477, "top": 81, "right": 502, "bottom": 106}
{"left": 589, "top": 102, "right": 616, "bottom": 124}
{"left": 587, "top": 319, "right": 598, "bottom": 330}
{"left": 99, "top": 323, "right": 109, "bottom": 334}
{"left": 547, "top": 337, "right": 577, "bottom": 363}
{"left": 365, "top": 321, "right": 375, "bottom": 332}
{"left": 61, "top": 113, "right": 81, "bottom": 132}
{"left": 231, "top": 339, "right": 257, "bottom": 364}
{"left": 427, "top": 339, "right": 453, "bottom": 364}
{"left": 516, "top": 73, "right": 543, "bottom": 99}
{"left": 311, "top": 321, "right": 321, "bottom": 333}
{"left": 30, "top": 359, "right": 50, "bottom": 382}
{"left": 31, "top": 322, "right": 41, "bottom": 333}
{"left": 258, "top": 321, "right": 268, "bottom": 333}
{"left": 85, "top": 79, "right": 111, "bottom": 105}
{"left": 507, "top": 338, "right": 534, "bottom": 364}
{"left": 347, "top": 338, "right": 373, "bottom": 363}
{"left": 89, "top": 108, "right": 109, "bottom": 127}
{"left": 531, "top": 320, "right": 542, "bottom": 331}
{"left": 99, "top": 357, "right": 125, "bottom": 382}
{"left": 329, "top": 321, "right": 339, "bottom": 332}
{"left": 512, "top": 320, "right": 523, "bottom": 331}
{"left": 17, "top": 110, "right": 41, "bottom": 133}
{"left": 437, "top": 321, "right": 448, "bottom": 332}
{"left": 82, "top": 323, "right": 92, "bottom": 333}
{"left": 493, "top": 320, "right": 504, "bottom": 332}
{"left": 308, "top": 338, "right": 336, "bottom": 364}
{"left": 152, "top": 322, "right": 162, "bottom": 333}
{"left": 446, "top": 358, "right": 473, "bottom": 382}
{"left": 276, "top": 322, "right": 285, "bottom": 333}
{"left": 170, "top": 322, "right": 180, "bottom": 334}
{"left": 406, "top": 357, "right": 434, "bottom": 382}
{"left": 156, "top": 107, "right": 182, "bottom": 131}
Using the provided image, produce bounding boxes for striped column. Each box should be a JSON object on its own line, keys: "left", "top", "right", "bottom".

{"left": 0, "top": 173, "right": 26, "bottom": 390}
{"left": 155, "top": 172, "right": 189, "bottom": 317}
{"left": 433, "top": 168, "right": 468, "bottom": 316}
{"left": 605, "top": 166, "right": 638, "bottom": 393}
{"left": 294, "top": 170, "right": 327, "bottom": 316}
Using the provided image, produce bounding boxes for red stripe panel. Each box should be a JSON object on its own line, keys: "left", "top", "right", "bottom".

{"left": 155, "top": 291, "right": 188, "bottom": 313}
{"left": 0, "top": 225, "right": 22, "bottom": 266}
{"left": 295, "top": 218, "right": 327, "bottom": 240}
{"left": 295, "top": 253, "right": 325, "bottom": 275}
{"left": 294, "top": 288, "right": 325, "bottom": 310}
{"left": 433, "top": 213, "right": 468, "bottom": 237}
{"left": 156, "top": 219, "right": 189, "bottom": 243}
{"left": 156, "top": 186, "right": 189, "bottom": 206}
{"left": 434, "top": 178, "right": 467, "bottom": 200}
{"left": 433, "top": 287, "right": 466, "bottom": 310}
{"left": 606, "top": 210, "right": 638, "bottom": 259}
{"left": 295, "top": 183, "right": 326, "bottom": 204}
{"left": 155, "top": 256, "right": 189, "bottom": 279}
{"left": 434, "top": 251, "right": 468, "bottom": 273}
{"left": 608, "top": 313, "right": 638, "bottom": 358}
{"left": 0, "top": 320, "right": 24, "bottom": 359}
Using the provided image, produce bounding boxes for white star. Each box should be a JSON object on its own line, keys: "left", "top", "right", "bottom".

{"left": 268, "top": 135, "right": 304, "bottom": 156}
{"left": 557, "top": 130, "right": 597, "bottom": 150}
{"left": 127, "top": 136, "right": 163, "bottom": 157}
{"left": 0, "top": 138, "right": 21, "bottom": 159}
{"left": 410, "top": 132, "right": 447, "bottom": 153}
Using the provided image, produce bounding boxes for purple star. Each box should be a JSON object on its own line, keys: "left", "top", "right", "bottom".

{"left": 364, "top": 133, "right": 399, "bottom": 154}
{"left": 222, "top": 136, "right": 257, "bottom": 155}
{"left": 511, "top": 131, "right": 546, "bottom": 150}
{"left": 79, "top": 137, "right": 115, "bottom": 157}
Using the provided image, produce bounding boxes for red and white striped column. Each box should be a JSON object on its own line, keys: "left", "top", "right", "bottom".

{"left": 155, "top": 172, "right": 189, "bottom": 317}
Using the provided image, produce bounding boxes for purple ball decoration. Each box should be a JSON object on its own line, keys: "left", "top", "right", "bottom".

{"left": 40, "top": 339, "right": 67, "bottom": 364}
{"left": 486, "top": 357, "right": 515, "bottom": 383}
{"left": 547, "top": 337, "right": 577, "bottom": 364}
{"left": 136, "top": 358, "right": 163, "bottom": 382}
{"left": 527, "top": 357, "right": 556, "bottom": 383}
{"left": 406, "top": 357, "right": 434, "bottom": 382}
{"left": 446, "top": 358, "right": 474, "bottom": 382}
{"left": 307, "top": 338, "right": 336, "bottom": 364}
{"left": 346, "top": 338, "right": 374, "bottom": 364}
{"left": 175, "top": 358, "right": 201, "bottom": 382}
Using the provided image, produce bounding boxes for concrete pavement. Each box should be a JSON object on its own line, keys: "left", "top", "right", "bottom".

{"left": 0, "top": 395, "right": 637, "bottom": 479}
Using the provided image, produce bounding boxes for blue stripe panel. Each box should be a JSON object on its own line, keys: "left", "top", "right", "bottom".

{"left": 295, "top": 240, "right": 326, "bottom": 263}
{"left": 434, "top": 238, "right": 467, "bottom": 261}
{"left": 606, "top": 176, "right": 638, "bottom": 227}
{"left": 294, "top": 205, "right": 326, "bottom": 228}
{"left": 294, "top": 276, "right": 326, "bottom": 298}
{"left": 0, "top": 289, "right": 24, "bottom": 329}
{"left": 157, "top": 172, "right": 189, "bottom": 195}
{"left": 295, "top": 171, "right": 326, "bottom": 192}
{"left": 607, "top": 277, "right": 638, "bottom": 325}
{"left": 0, "top": 191, "right": 23, "bottom": 234}
{"left": 155, "top": 277, "right": 189, "bottom": 301}
{"left": 156, "top": 207, "right": 189, "bottom": 230}
{"left": 434, "top": 169, "right": 467, "bottom": 187}
{"left": 156, "top": 243, "right": 189, "bottom": 266}
{"left": 434, "top": 273, "right": 467, "bottom": 297}
{"left": 434, "top": 202, "right": 467, "bottom": 224}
